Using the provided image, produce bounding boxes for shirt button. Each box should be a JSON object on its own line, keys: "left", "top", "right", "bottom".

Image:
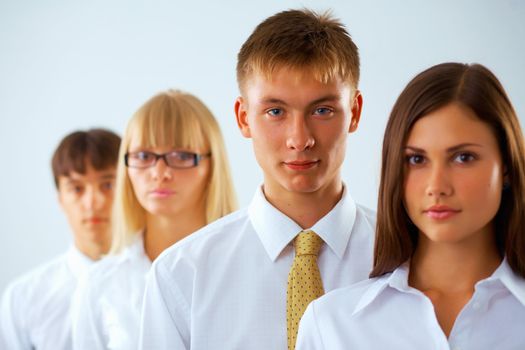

{"left": 472, "top": 301, "right": 481, "bottom": 310}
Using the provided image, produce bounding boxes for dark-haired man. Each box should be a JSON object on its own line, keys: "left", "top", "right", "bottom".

{"left": 0, "top": 129, "right": 120, "bottom": 350}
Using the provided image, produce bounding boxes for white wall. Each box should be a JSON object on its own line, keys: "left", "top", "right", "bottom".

{"left": 1, "top": 0, "right": 524, "bottom": 292}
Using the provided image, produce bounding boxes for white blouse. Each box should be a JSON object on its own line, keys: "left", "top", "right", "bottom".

{"left": 0, "top": 247, "right": 94, "bottom": 350}
{"left": 72, "top": 235, "right": 151, "bottom": 350}
{"left": 296, "top": 259, "right": 525, "bottom": 350}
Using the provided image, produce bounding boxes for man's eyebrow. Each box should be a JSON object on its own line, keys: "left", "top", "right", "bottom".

{"left": 63, "top": 178, "right": 81, "bottom": 185}
{"left": 98, "top": 173, "right": 116, "bottom": 180}
{"left": 260, "top": 97, "right": 288, "bottom": 105}
{"left": 308, "top": 94, "right": 340, "bottom": 106}
{"left": 260, "top": 94, "right": 341, "bottom": 106}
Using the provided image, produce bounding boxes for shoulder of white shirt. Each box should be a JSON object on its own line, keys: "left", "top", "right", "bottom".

{"left": 153, "top": 207, "right": 249, "bottom": 265}
{"left": 2, "top": 252, "right": 69, "bottom": 298}
{"left": 82, "top": 234, "right": 147, "bottom": 286}
{"left": 151, "top": 190, "right": 376, "bottom": 267}
{"left": 355, "top": 203, "right": 376, "bottom": 224}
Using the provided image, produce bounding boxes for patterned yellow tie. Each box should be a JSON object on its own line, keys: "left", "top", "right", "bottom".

{"left": 286, "top": 230, "right": 324, "bottom": 350}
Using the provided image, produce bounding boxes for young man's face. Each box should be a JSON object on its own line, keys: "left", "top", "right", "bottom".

{"left": 57, "top": 164, "right": 116, "bottom": 254}
{"left": 235, "top": 66, "right": 362, "bottom": 198}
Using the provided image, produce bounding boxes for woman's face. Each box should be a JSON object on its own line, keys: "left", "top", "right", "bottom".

{"left": 403, "top": 102, "right": 504, "bottom": 246}
{"left": 127, "top": 140, "right": 211, "bottom": 218}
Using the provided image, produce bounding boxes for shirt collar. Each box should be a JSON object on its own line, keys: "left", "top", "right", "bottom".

{"left": 66, "top": 245, "right": 96, "bottom": 279}
{"left": 352, "top": 263, "right": 411, "bottom": 316}
{"left": 352, "top": 258, "right": 525, "bottom": 316}
{"left": 483, "top": 257, "right": 525, "bottom": 307}
{"left": 248, "top": 184, "right": 357, "bottom": 261}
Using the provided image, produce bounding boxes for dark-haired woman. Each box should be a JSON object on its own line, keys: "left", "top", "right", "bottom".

{"left": 296, "top": 63, "right": 525, "bottom": 349}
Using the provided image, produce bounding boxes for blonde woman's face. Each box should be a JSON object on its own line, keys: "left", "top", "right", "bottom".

{"left": 127, "top": 141, "right": 211, "bottom": 218}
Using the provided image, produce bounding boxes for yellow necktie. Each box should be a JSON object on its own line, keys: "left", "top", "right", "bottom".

{"left": 286, "top": 230, "right": 324, "bottom": 350}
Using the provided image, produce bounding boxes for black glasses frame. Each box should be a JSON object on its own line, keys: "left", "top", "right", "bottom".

{"left": 124, "top": 151, "right": 211, "bottom": 169}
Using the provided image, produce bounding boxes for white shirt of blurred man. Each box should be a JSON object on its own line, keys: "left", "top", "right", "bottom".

{"left": 0, "top": 129, "right": 120, "bottom": 350}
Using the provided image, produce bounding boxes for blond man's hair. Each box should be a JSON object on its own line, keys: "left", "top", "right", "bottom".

{"left": 110, "top": 90, "right": 238, "bottom": 253}
{"left": 237, "top": 9, "right": 360, "bottom": 93}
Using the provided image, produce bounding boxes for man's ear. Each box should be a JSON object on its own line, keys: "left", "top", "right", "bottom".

{"left": 349, "top": 90, "right": 363, "bottom": 133}
{"left": 57, "top": 188, "right": 65, "bottom": 212}
{"left": 235, "top": 96, "right": 251, "bottom": 138}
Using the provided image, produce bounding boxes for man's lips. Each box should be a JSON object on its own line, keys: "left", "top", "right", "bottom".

{"left": 83, "top": 217, "right": 108, "bottom": 224}
{"left": 283, "top": 160, "right": 319, "bottom": 170}
{"left": 424, "top": 205, "right": 461, "bottom": 219}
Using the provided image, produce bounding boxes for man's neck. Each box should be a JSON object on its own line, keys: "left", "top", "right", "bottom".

{"left": 263, "top": 181, "right": 344, "bottom": 229}
{"left": 75, "top": 236, "right": 109, "bottom": 261}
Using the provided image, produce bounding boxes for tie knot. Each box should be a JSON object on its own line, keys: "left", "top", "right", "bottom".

{"left": 294, "top": 230, "right": 323, "bottom": 256}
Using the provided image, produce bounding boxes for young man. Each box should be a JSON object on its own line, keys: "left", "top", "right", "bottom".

{"left": 0, "top": 129, "right": 120, "bottom": 350}
{"left": 139, "top": 9, "right": 375, "bottom": 350}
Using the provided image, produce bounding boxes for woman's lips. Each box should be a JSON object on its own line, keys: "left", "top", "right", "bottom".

{"left": 424, "top": 205, "right": 461, "bottom": 220}
{"left": 150, "top": 189, "right": 176, "bottom": 198}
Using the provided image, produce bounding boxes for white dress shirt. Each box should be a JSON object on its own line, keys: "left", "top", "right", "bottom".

{"left": 139, "top": 185, "right": 376, "bottom": 349}
{"left": 0, "top": 246, "right": 94, "bottom": 350}
{"left": 72, "top": 235, "right": 151, "bottom": 350}
{"left": 296, "top": 259, "right": 525, "bottom": 350}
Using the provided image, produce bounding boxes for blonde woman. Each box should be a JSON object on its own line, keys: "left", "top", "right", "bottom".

{"left": 72, "top": 90, "right": 237, "bottom": 350}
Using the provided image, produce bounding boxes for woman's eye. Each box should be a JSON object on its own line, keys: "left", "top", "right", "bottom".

{"left": 267, "top": 108, "right": 283, "bottom": 117}
{"left": 406, "top": 154, "right": 425, "bottom": 165}
{"left": 176, "top": 152, "right": 193, "bottom": 160}
{"left": 137, "top": 152, "right": 152, "bottom": 161}
{"left": 454, "top": 152, "right": 476, "bottom": 163}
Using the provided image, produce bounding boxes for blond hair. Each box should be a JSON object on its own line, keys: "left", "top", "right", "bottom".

{"left": 237, "top": 9, "right": 360, "bottom": 93}
{"left": 110, "top": 90, "right": 237, "bottom": 253}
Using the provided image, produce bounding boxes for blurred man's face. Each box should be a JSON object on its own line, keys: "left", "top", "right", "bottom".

{"left": 57, "top": 164, "right": 116, "bottom": 256}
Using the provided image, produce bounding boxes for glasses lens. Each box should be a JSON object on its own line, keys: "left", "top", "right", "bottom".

{"left": 166, "top": 152, "right": 196, "bottom": 168}
{"left": 127, "top": 151, "right": 155, "bottom": 168}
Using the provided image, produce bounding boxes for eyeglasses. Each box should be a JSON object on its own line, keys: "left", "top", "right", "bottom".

{"left": 124, "top": 151, "right": 211, "bottom": 169}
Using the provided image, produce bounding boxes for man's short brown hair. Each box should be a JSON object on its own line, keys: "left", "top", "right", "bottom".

{"left": 236, "top": 9, "right": 360, "bottom": 93}
{"left": 51, "top": 128, "right": 121, "bottom": 188}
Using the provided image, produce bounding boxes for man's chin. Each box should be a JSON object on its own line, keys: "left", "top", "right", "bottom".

{"left": 283, "top": 177, "right": 323, "bottom": 194}
{"left": 79, "top": 228, "right": 110, "bottom": 241}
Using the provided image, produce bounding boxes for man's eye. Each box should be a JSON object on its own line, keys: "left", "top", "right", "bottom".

{"left": 267, "top": 108, "right": 283, "bottom": 117}
{"left": 101, "top": 181, "right": 114, "bottom": 191}
{"left": 313, "top": 107, "right": 333, "bottom": 116}
{"left": 73, "top": 185, "right": 84, "bottom": 193}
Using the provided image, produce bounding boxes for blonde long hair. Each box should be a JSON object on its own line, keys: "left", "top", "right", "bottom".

{"left": 110, "top": 90, "right": 237, "bottom": 253}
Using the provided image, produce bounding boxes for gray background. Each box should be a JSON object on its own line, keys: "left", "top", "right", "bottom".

{"left": 1, "top": 0, "right": 524, "bottom": 293}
